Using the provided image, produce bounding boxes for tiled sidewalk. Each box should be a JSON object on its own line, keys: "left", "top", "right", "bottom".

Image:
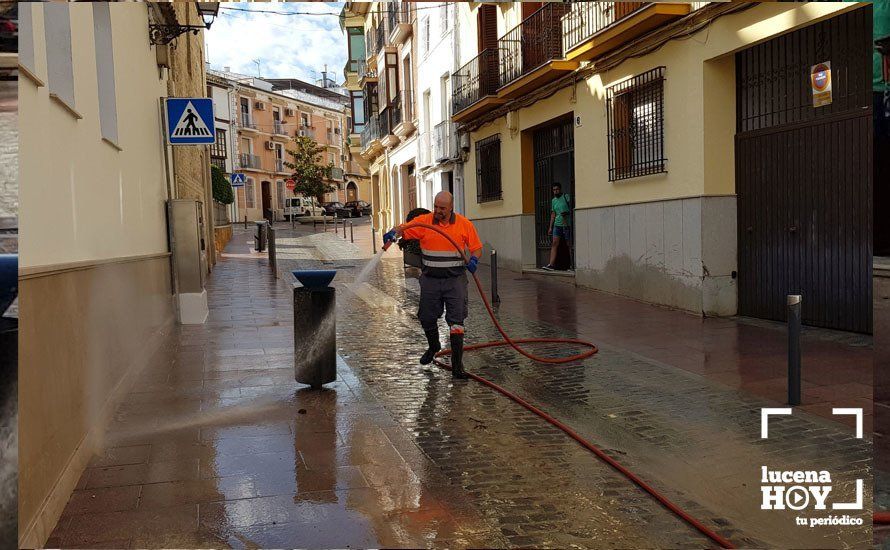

{"left": 46, "top": 228, "right": 502, "bottom": 548}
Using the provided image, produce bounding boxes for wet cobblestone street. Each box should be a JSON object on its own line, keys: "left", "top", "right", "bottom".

{"left": 279, "top": 227, "right": 871, "bottom": 548}
{"left": 46, "top": 225, "right": 872, "bottom": 548}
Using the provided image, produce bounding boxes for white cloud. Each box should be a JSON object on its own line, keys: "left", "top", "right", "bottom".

{"left": 205, "top": 2, "right": 346, "bottom": 83}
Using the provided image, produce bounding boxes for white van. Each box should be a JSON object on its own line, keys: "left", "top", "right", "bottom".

{"left": 284, "top": 196, "right": 324, "bottom": 219}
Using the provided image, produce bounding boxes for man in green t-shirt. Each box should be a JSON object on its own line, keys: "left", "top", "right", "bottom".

{"left": 543, "top": 182, "right": 571, "bottom": 271}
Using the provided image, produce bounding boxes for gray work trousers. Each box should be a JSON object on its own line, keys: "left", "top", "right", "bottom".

{"left": 417, "top": 273, "right": 468, "bottom": 331}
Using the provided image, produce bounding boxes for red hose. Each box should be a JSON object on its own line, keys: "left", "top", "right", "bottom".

{"left": 399, "top": 222, "right": 735, "bottom": 549}
{"left": 875, "top": 512, "right": 890, "bottom": 524}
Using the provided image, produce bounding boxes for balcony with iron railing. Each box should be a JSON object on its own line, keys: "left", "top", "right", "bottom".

{"left": 387, "top": 2, "right": 412, "bottom": 45}
{"left": 451, "top": 48, "right": 505, "bottom": 123}
{"left": 561, "top": 2, "right": 690, "bottom": 63}
{"left": 272, "top": 121, "right": 289, "bottom": 139}
{"left": 239, "top": 113, "right": 259, "bottom": 133}
{"left": 379, "top": 105, "right": 392, "bottom": 141}
{"left": 360, "top": 115, "right": 381, "bottom": 152}
{"left": 275, "top": 158, "right": 289, "bottom": 174}
{"left": 392, "top": 89, "right": 416, "bottom": 138}
{"left": 357, "top": 60, "right": 377, "bottom": 84}
{"left": 497, "top": 3, "right": 575, "bottom": 95}
{"left": 240, "top": 153, "right": 262, "bottom": 171}
{"left": 432, "top": 120, "right": 456, "bottom": 162}
{"left": 297, "top": 125, "right": 316, "bottom": 140}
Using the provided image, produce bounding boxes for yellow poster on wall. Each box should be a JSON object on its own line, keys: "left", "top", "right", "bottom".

{"left": 810, "top": 62, "right": 832, "bottom": 108}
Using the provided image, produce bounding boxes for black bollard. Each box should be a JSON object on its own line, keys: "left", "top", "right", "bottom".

{"left": 349, "top": 222, "right": 354, "bottom": 243}
{"left": 244, "top": 215, "right": 247, "bottom": 230}
{"left": 254, "top": 221, "right": 267, "bottom": 252}
{"left": 372, "top": 228, "right": 377, "bottom": 254}
{"left": 293, "top": 286, "right": 337, "bottom": 389}
{"left": 267, "top": 222, "right": 276, "bottom": 275}
{"left": 491, "top": 249, "right": 500, "bottom": 304}
{"left": 788, "top": 295, "right": 802, "bottom": 405}
{"left": 343, "top": 220, "right": 347, "bottom": 239}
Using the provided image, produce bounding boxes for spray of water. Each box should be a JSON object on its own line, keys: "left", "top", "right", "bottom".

{"left": 351, "top": 248, "right": 386, "bottom": 288}
{"left": 109, "top": 395, "right": 285, "bottom": 443}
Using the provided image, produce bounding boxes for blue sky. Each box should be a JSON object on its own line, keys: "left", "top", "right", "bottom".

{"left": 205, "top": 2, "right": 347, "bottom": 84}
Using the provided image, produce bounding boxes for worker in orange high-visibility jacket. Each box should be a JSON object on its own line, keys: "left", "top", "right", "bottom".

{"left": 383, "top": 191, "right": 483, "bottom": 379}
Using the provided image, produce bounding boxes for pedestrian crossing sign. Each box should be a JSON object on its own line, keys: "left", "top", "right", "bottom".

{"left": 165, "top": 98, "right": 215, "bottom": 145}
{"left": 230, "top": 173, "right": 246, "bottom": 187}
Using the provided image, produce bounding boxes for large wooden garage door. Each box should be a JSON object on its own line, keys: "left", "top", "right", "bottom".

{"left": 735, "top": 6, "right": 872, "bottom": 333}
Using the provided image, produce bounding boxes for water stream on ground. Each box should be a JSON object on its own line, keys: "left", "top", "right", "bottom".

{"left": 350, "top": 248, "right": 386, "bottom": 288}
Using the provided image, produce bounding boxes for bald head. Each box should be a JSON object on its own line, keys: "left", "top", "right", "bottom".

{"left": 433, "top": 191, "right": 454, "bottom": 222}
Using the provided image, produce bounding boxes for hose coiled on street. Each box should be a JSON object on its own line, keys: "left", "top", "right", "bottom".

{"left": 399, "top": 222, "right": 735, "bottom": 549}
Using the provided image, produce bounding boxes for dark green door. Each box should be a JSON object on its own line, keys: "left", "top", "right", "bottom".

{"left": 533, "top": 117, "right": 575, "bottom": 268}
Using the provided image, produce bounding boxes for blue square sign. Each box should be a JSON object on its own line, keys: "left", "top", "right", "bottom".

{"left": 165, "top": 98, "right": 215, "bottom": 145}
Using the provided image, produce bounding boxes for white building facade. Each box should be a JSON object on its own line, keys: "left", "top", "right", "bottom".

{"left": 414, "top": 2, "right": 465, "bottom": 214}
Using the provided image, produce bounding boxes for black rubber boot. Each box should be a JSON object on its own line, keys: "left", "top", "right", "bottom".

{"left": 450, "top": 333, "right": 469, "bottom": 379}
{"left": 419, "top": 329, "right": 441, "bottom": 364}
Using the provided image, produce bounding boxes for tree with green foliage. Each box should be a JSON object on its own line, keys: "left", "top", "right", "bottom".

{"left": 211, "top": 165, "right": 234, "bottom": 204}
{"left": 283, "top": 136, "right": 334, "bottom": 203}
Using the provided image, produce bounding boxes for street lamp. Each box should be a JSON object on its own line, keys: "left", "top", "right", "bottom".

{"left": 195, "top": 3, "right": 221, "bottom": 28}
{"left": 149, "top": 2, "right": 220, "bottom": 46}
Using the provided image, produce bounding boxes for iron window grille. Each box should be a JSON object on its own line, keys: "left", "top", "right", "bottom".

{"left": 606, "top": 66, "right": 666, "bottom": 182}
{"left": 476, "top": 134, "right": 502, "bottom": 203}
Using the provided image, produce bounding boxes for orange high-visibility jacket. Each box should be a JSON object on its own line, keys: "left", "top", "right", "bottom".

{"left": 402, "top": 212, "right": 483, "bottom": 278}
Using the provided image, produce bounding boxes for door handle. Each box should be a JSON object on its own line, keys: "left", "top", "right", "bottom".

{"left": 789, "top": 226, "right": 798, "bottom": 233}
{"left": 746, "top": 226, "right": 753, "bottom": 233}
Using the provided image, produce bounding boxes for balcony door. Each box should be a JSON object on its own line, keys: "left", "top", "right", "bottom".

{"left": 477, "top": 5, "right": 499, "bottom": 95}
{"left": 477, "top": 4, "right": 497, "bottom": 53}
{"left": 522, "top": 2, "right": 541, "bottom": 20}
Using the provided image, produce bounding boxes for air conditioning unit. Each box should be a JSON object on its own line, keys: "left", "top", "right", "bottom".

{"left": 285, "top": 108, "right": 295, "bottom": 117}
{"left": 265, "top": 141, "right": 275, "bottom": 150}
{"left": 255, "top": 101, "right": 266, "bottom": 111}
{"left": 334, "top": 127, "right": 341, "bottom": 135}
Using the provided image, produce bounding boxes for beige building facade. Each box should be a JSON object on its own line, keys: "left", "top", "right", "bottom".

{"left": 452, "top": 2, "right": 872, "bottom": 332}
{"left": 209, "top": 69, "right": 369, "bottom": 222}
{"left": 17, "top": 2, "right": 211, "bottom": 546}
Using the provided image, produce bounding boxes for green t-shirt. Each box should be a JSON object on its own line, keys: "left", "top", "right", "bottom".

{"left": 551, "top": 194, "right": 571, "bottom": 227}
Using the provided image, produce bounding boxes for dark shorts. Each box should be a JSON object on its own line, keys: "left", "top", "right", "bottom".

{"left": 553, "top": 225, "right": 572, "bottom": 241}
{"left": 418, "top": 273, "right": 468, "bottom": 330}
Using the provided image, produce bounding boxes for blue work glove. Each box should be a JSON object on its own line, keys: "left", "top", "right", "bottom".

{"left": 466, "top": 256, "right": 479, "bottom": 274}
{"left": 383, "top": 229, "right": 397, "bottom": 245}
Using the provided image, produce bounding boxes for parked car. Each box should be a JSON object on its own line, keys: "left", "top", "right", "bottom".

{"left": 284, "top": 196, "right": 324, "bottom": 219}
{"left": 336, "top": 200, "right": 372, "bottom": 218}
{"left": 321, "top": 202, "right": 344, "bottom": 217}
